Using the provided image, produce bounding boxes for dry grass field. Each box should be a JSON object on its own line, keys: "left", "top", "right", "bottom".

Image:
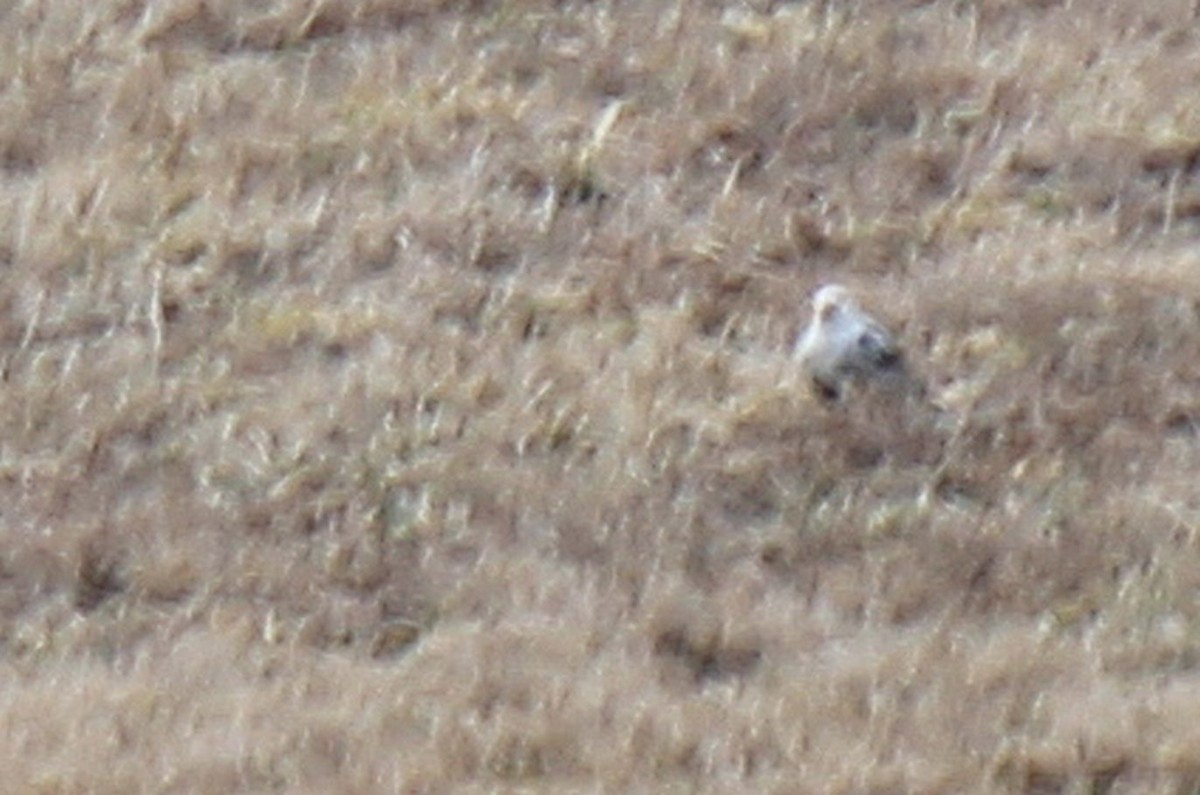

{"left": 5, "top": 0, "right": 1200, "bottom": 792}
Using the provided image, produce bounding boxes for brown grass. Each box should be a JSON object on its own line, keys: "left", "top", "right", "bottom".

{"left": 5, "top": 0, "right": 1200, "bottom": 792}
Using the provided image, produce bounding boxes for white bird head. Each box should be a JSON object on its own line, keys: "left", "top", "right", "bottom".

{"left": 811, "top": 284, "right": 858, "bottom": 326}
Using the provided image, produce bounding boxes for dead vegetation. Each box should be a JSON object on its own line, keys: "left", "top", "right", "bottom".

{"left": 3, "top": 0, "right": 1200, "bottom": 792}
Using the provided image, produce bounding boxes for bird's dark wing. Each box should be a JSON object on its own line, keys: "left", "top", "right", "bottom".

{"left": 856, "top": 328, "right": 902, "bottom": 371}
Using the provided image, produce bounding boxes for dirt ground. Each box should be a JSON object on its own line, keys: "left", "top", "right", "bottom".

{"left": 4, "top": 1, "right": 1200, "bottom": 792}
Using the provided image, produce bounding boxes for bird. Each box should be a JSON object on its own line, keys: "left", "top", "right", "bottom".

{"left": 795, "top": 284, "right": 909, "bottom": 401}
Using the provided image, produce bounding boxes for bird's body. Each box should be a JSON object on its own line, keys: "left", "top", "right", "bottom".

{"left": 796, "top": 284, "right": 908, "bottom": 400}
